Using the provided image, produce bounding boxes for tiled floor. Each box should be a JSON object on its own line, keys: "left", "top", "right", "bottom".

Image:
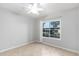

{"left": 0, "top": 42, "right": 79, "bottom": 56}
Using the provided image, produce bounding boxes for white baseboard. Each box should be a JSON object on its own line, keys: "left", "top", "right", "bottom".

{"left": 40, "top": 41, "right": 79, "bottom": 54}
{"left": 0, "top": 41, "right": 34, "bottom": 53}
{"left": 1, "top": 41, "right": 79, "bottom": 54}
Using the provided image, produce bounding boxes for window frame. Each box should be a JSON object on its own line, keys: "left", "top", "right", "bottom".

{"left": 40, "top": 18, "right": 61, "bottom": 40}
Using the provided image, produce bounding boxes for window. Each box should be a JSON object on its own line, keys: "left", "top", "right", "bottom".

{"left": 41, "top": 19, "right": 61, "bottom": 39}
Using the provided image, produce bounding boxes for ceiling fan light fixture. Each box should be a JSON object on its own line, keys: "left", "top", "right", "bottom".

{"left": 24, "top": 3, "right": 43, "bottom": 15}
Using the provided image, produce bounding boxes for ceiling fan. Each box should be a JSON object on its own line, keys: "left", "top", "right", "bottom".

{"left": 24, "top": 3, "right": 44, "bottom": 15}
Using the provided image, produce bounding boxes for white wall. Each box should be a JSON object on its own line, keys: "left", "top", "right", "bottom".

{"left": 33, "top": 20, "right": 40, "bottom": 42}
{"left": 77, "top": 8, "right": 79, "bottom": 51}
{"left": 37, "top": 7, "right": 79, "bottom": 51}
{"left": 0, "top": 8, "right": 35, "bottom": 50}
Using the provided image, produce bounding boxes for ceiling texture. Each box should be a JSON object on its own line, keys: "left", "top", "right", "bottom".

{"left": 0, "top": 3, "right": 79, "bottom": 19}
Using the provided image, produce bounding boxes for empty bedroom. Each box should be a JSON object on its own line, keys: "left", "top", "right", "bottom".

{"left": 0, "top": 3, "right": 79, "bottom": 56}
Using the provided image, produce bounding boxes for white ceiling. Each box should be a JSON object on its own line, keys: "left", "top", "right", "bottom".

{"left": 0, "top": 3, "right": 79, "bottom": 18}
